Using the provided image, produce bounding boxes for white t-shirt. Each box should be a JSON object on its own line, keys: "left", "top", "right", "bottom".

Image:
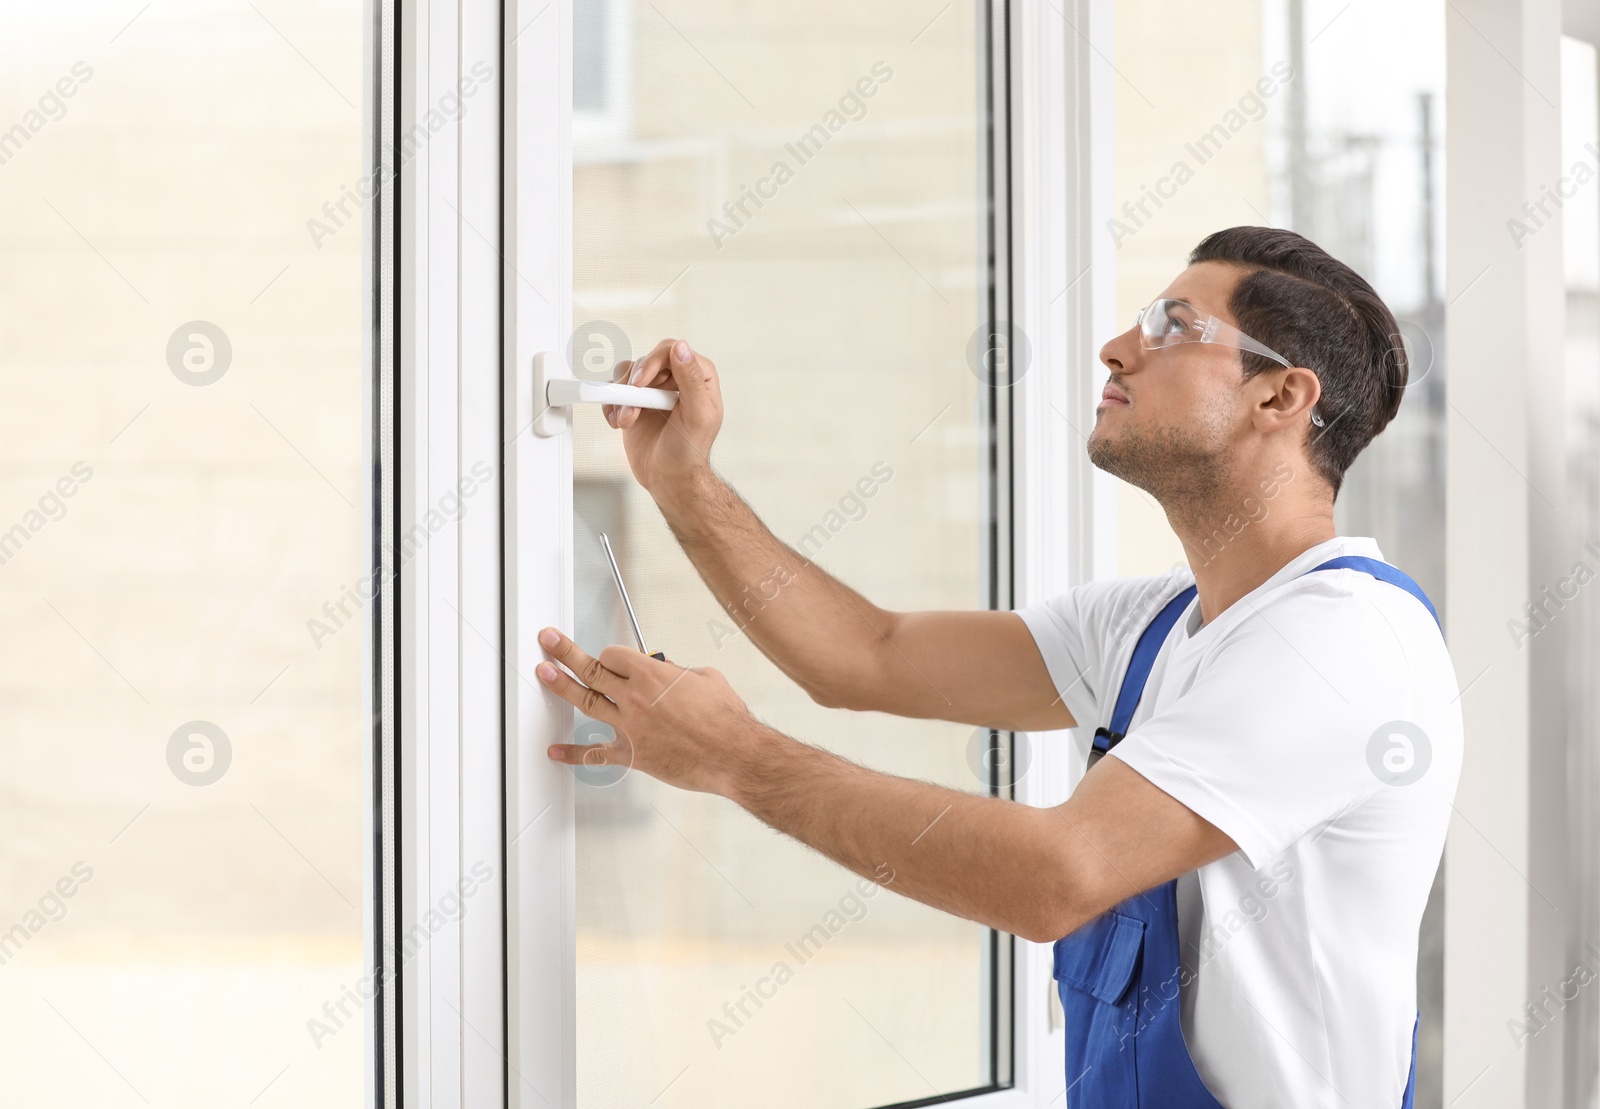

{"left": 1016, "top": 535, "right": 1462, "bottom": 1109}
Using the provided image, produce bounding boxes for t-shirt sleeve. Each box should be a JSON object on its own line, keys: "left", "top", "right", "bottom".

{"left": 1013, "top": 572, "right": 1183, "bottom": 731}
{"left": 1106, "top": 591, "right": 1403, "bottom": 869}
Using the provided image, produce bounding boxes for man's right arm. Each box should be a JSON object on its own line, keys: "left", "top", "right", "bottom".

{"left": 607, "top": 338, "right": 1074, "bottom": 733}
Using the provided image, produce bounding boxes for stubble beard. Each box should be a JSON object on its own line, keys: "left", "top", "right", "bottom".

{"left": 1086, "top": 404, "right": 1237, "bottom": 526}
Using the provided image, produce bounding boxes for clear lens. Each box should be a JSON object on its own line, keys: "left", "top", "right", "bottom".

{"left": 1138, "top": 298, "right": 1198, "bottom": 348}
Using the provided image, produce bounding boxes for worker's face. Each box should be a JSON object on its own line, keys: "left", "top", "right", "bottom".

{"left": 1089, "top": 261, "right": 1258, "bottom": 501}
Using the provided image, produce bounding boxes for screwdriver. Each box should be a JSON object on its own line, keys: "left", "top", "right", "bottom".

{"left": 599, "top": 532, "right": 666, "bottom": 661}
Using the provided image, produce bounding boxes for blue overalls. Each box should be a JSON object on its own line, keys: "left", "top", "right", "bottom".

{"left": 1054, "top": 556, "right": 1436, "bottom": 1107}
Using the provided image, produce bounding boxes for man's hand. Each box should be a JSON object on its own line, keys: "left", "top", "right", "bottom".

{"left": 603, "top": 338, "right": 724, "bottom": 510}
{"left": 537, "top": 626, "right": 755, "bottom": 795}
{"left": 535, "top": 633, "right": 1237, "bottom": 944}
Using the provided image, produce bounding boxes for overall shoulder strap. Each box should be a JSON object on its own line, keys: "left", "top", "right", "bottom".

{"left": 1308, "top": 555, "right": 1442, "bottom": 632}
{"left": 1088, "top": 584, "right": 1197, "bottom": 770}
{"left": 1086, "top": 556, "right": 1441, "bottom": 771}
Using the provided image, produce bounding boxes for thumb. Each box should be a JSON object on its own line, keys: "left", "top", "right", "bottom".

{"left": 669, "top": 339, "right": 700, "bottom": 386}
{"left": 666, "top": 339, "right": 720, "bottom": 423}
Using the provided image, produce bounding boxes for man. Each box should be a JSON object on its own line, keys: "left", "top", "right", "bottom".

{"left": 535, "top": 225, "right": 1462, "bottom": 1108}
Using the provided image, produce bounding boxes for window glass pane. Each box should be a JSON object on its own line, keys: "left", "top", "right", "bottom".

{"left": 1113, "top": 0, "right": 1446, "bottom": 1100}
{"left": 0, "top": 3, "right": 370, "bottom": 1105}
{"left": 569, "top": 2, "right": 1004, "bottom": 1105}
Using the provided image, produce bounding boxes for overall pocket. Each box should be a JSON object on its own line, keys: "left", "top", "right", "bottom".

{"left": 1053, "top": 910, "right": 1146, "bottom": 1105}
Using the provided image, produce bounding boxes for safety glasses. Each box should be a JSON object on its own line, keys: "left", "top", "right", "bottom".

{"left": 1133, "top": 297, "right": 1324, "bottom": 427}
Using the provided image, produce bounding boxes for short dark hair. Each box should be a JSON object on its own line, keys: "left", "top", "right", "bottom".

{"left": 1188, "top": 226, "right": 1407, "bottom": 499}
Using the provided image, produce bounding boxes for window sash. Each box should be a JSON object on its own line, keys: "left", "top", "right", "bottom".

{"left": 388, "top": 0, "right": 1116, "bottom": 1103}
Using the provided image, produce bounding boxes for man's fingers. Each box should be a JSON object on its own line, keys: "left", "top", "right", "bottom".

{"left": 536, "top": 659, "right": 621, "bottom": 725}
{"left": 536, "top": 628, "right": 625, "bottom": 722}
{"left": 664, "top": 340, "right": 721, "bottom": 430}
{"left": 547, "top": 740, "right": 627, "bottom": 767}
{"left": 627, "top": 339, "right": 678, "bottom": 389}
{"left": 538, "top": 627, "right": 619, "bottom": 694}
{"left": 622, "top": 339, "right": 723, "bottom": 438}
{"left": 605, "top": 359, "right": 636, "bottom": 430}
{"left": 597, "top": 644, "right": 641, "bottom": 676}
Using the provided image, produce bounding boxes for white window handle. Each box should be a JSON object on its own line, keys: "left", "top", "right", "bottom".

{"left": 527, "top": 351, "right": 678, "bottom": 438}
{"left": 547, "top": 378, "right": 678, "bottom": 411}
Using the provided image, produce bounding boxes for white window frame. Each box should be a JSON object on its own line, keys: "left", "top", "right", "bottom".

{"left": 386, "top": 0, "right": 1119, "bottom": 1103}
{"left": 389, "top": 0, "right": 510, "bottom": 1106}
{"left": 1008, "top": 0, "right": 1121, "bottom": 1102}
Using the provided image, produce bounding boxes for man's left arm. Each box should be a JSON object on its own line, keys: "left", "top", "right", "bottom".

{"left": 535, "top": 629, "right": 1238, "bottom": 943}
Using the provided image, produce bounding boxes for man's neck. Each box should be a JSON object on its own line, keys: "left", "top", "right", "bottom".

{"left": 1172, "top": 503, "right": 1339, "bottom": 628}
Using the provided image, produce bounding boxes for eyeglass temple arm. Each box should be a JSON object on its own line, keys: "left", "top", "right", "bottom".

{"left": 1203, "top": 318, "right": 1321, "bottom": 421}
{"left": 1202, "top": 318, "right": 1292, "bottom": 369}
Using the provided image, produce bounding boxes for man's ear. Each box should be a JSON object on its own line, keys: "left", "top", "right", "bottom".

{"left": 1259, "top": 365, "right": 1321, "bottom": 426}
